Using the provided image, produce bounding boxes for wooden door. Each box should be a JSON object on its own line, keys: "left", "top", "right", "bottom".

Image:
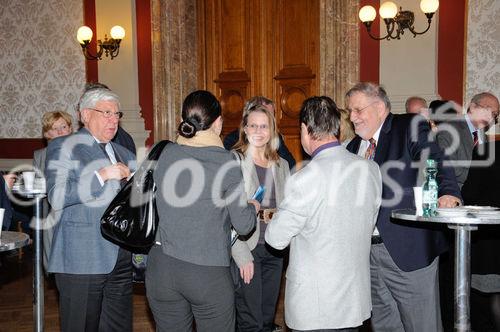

{"left": 197, "top": 0, "right": 320, "bottom": 162}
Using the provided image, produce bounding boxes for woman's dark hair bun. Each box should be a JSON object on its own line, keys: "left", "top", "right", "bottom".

{"left": 178, "top": 120, "right": 197, "bottom": 138}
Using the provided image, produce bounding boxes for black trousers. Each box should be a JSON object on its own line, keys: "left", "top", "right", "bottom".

{"left": 235, "top": 243, "right": 283, "bottom": 332}
{"left": 54, "top": 248, "right": 133, "bottom": 332}
{"left": 146, "top": 245, "right": 236, "bottom": 332}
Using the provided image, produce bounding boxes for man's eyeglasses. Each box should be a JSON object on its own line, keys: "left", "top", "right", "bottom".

{"left": 347, "top": 101, "right": 378, "bottom": 116}
{"left": 88, "top": 108, "right": 124, "bottom": 119}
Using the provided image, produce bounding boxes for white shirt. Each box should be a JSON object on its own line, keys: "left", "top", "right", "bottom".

{"left": 93, "top": 138, "right": 117, "bottom": 186}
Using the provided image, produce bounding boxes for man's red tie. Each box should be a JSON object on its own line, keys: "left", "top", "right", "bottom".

{"left": 364, "top": 138, "right": 377, "bottom": 160}
{"left": 473, "top": 131, "right": 479, "bottom": 147}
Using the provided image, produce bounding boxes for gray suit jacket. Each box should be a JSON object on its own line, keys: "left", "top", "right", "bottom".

{"left": 265, "top": 146, "right": 382, "bottom": 330}
{"left": 153, "top": 143, "right": 256, "bottom": 267}
{"left": 436, "top": 117, "right": 475, "bottom": 187}
{"left": 45, "top": 128, "right": 136, "bottom": 274}
{"left": 231, "top": 152, "right": 290, "bottom": 267}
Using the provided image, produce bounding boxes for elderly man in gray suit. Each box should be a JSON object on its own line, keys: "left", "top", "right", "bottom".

{"left": 45, "top": 87, "right": 136, "bottom": 332}
{"left": 265, "top": 96, "right": 382, "bottom": 331}
{"left": 437, "top": 92, "right": 499, "bottom": 188}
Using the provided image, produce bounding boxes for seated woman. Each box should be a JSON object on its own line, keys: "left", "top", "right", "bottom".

{"left": 33, "top": 111, "right": 73, "bottom": 270}
{"left": 146, "top": 90, "right": 257, "bottom": 332}
{"left": 231, "top": 104, "right": 290, "bottom": 332}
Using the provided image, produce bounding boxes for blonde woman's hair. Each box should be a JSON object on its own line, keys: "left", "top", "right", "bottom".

{"left": 42, "top": 111, "right": 73, "bottom": 138}
{"left": 338, "top": 108, "right": 355, "bottom": 143}
{"left": 232, "top": 105, "right": 280, "bottom": 163}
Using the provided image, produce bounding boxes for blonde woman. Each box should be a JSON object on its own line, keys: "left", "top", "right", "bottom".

{"left": 339, "top": 108, "right": 355, "bottom": 146}
{"left": 33, "top": 111, "right": 73, "bottom": 270}
{"left": 232, "top": 104, "right": 290, "bottom": 332}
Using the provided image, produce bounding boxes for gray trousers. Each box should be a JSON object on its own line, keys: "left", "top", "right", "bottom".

{"left": 146, "top": 245, "right": 235, "bottom": 332}
{"left": 370, "top": 243, "right": 443, "bottom": 332}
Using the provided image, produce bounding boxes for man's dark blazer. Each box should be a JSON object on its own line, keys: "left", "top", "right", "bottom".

{"left": 112, "top": 126, "right": 136, "bottom": 156}
{"left": 223, "top": 129, "right": 296, "bottom": 170}
{"left": 347, "top": 113, "right": 461, "bottom": 272}
{"left": 436, "top": 116, "right": 474, "bottom": 188}
{"left": 0, "top": 175, "right": 13, "bottom": 230}
{"left": 462, "top": 141, "right": 500, "bottom": 276}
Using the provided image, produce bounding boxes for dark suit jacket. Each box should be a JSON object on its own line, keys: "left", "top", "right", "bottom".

{"left": 0, "top": 175, "right": 13, "bottom": 230}
{"left": 112, "top": 126, "right": 136, "bottom": 156}
{"left": 462, "top": 141, "right": 500, "bottom": 275}
{"left": 347, "top": 113, "right": 461, "bottom": 272}
{"left": 436, "top": 117, "right": 474, "bottom": 188}
{"left": 223, "top": 129, "right": 296, "bottom": 170}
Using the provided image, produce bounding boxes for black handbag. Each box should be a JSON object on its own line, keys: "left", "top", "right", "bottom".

{"left": 100, "top": 140, "right": 171, "bottom": 253}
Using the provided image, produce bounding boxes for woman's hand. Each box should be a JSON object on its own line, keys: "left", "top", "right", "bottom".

{"left": 248, "top": 199, "right": 260, "bottom": 213}
{"left": 239, "top": 261, "right": 254, "bottom": 284}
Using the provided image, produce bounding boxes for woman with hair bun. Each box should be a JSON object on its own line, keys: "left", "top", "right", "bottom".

{"left": 146, "top": 90, "right": 258, "bottom": 332}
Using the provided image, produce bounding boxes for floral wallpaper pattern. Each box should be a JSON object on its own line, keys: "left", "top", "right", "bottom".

{"left": 0, "top": 0, "right": 85, "bottom": 138}
{"left": 465, "top": 0, "right": 500, "bottom": 106}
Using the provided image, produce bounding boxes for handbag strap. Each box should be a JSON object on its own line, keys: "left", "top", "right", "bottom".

{"left": 139, "top": 140, "right": 171, "bottom": 172}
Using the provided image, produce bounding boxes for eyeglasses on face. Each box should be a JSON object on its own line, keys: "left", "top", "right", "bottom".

{"left": 88, "top": 108, "right": 123, "bottom": 119}
{"left": 246, "top": 123, "right": 269, "bottom": 131}
{"left": 347, "top": 100, "right": 378, "bottom": 116}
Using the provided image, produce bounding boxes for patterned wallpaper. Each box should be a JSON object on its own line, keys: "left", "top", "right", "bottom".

{"left": 0, "top": 0, "right": 85, "bottom": 138}
{"left": 465, "top": 0, "right": 500, "bottom": 105}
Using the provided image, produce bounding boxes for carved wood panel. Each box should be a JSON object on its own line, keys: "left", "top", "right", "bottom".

{"left": 198, "top": 0, "right": 319, "bottom": 160}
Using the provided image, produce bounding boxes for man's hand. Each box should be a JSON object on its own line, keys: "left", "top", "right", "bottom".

{"left": 98, "top": 163, "right": 131, "bottom": 182}
{"left": 239, "top": 261, "right": 254, "bottom": 284}
{"left": 438, "top": 195, "right": 462, "bottom": 208}
{"left": 3, "top": 173, "right": 17, "bottom": 189}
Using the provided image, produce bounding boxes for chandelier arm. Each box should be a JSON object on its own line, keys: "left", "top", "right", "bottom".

{"left": 385, "top": 20, "right": 400, "bottom": 40}
{"left": 409, "top": 14, "right": 434, "bottom": 37}
{"left": 363, "top": 22, "right": 390, "bottom": 41}
{"left": 80, "top": 44, "right": 103, "bottom": 61}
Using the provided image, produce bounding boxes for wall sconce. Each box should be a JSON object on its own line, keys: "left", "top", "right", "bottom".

{"left": 77, "top": 25, "right": 125, "bottom": 60}
{"left": 359, "top": 0, "right": 439, "bottom": 40}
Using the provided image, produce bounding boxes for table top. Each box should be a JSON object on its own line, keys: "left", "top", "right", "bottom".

{"left": 11, "top": 185, "right": 46, "bottom": 198}
{"left": 0, "top": 231, "right": 30, "bottom": 252}
{"left": 392, "top": 209, "right": 500, "bottom": 225}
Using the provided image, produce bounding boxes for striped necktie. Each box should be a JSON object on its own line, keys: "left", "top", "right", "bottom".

{"left": 364, "top": 138, "right": 376, "bottom": 160}
{"left": 472, "top": 131, "right": 479, "bottom": 147}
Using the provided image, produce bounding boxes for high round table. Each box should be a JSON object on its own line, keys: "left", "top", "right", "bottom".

{"left": 392, "top": 208, "right": 500, "bottom": 332}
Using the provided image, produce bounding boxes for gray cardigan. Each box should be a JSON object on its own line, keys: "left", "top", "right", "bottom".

{"left": 231, "top": 152, "right": 290, "bottom": 267}
{"left": 153, "top": 143, "right": 256, "bottom": 267}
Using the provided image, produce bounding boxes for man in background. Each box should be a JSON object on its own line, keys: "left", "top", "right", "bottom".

{"left": 405, "top": 96, "right": 427, "bottom": 115}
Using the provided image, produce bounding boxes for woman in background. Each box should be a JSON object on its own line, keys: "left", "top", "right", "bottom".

{"left": 146, "top": 90, "right": 257, "bottom": 332}
{"left": 33, "top": 111, "right": 73, "bottom": 270}
{"left": 232, "top": 103, "right": 290, "bottom": 332}
{"left": 339, "top": 108, "right": 355, "bottom": 146}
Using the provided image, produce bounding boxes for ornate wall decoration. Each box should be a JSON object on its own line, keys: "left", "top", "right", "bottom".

{"left": 319, "top": 0, "right": 360, "bottom": 108}
{"left": 465, "top": 0, "right": 500, "bottom": 105}
{"left": 0, "top": 0, "right": 85, "bottom": 138}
